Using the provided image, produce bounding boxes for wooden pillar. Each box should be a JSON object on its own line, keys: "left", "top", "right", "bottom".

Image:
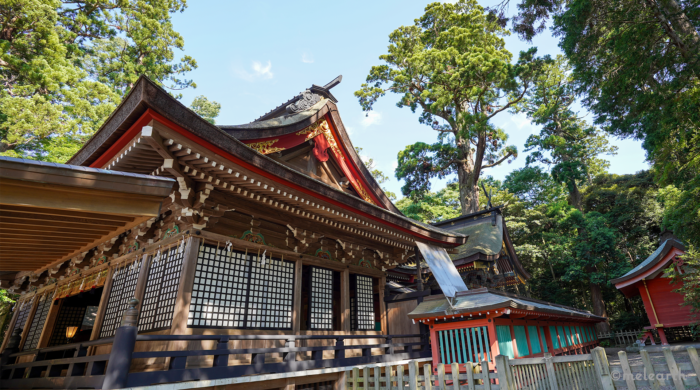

{"left": 133, "top": 254, "right": 151, "bottom": 312}
{"left": 34, "top": 288, "right": 57, "bottom": 349}
{"left": 334, "top": 372, "right": 347, "bottom": 390}
{"left": 90, "top": 268, "right": 115, "bottom": 341}
{"left": 524, "top": 325, "right": 533, "bottom": 357}
{"left": 341, "top": 269, "right": 350, "bottom": 332}
{"left": 283, "top": 378, "right": 295, "bottom": 390}
{"left": 378, "top": 276, "right": 387, "bottom": 334}
{"left": 429, "top": 321, "right": 439, "bottom": 367}
{"left": 543, "top": 326, "right": 555, "bottom": 355}
{"left": 487, "top": 321, "right": 499, "bottom": 363}
{"left": 37, "top": 298, "right": 63, "bottom": 349}
{"left": 169, "top": 236, "right": 201, "bottom": 336}
{"left": 414, "top": 246, "right": 423, "bottom": 292}
{"left": 292, "top": 260, "right": 303, "bottom": 333}
{"left": 657, "top": 327, "right": 670, "bottom": 346}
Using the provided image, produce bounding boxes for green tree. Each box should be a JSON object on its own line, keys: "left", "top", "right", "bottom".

{"left": 503, "top": 166, "right": 565, "bottom": 207}
{"left": 516, "top": 56, "right": 617, "bottom": 209}
{"left": 190, "top": 96, "right": 221, "bottom": 124}
{"left": 504, "top": 171, "right": 662, "bottom": 330}
{"left": 665, "top": 247, "right": 700, "bottom": 334}
{"left": 0, "top": 0, "right": 197, "bottom": 162}
{"left": 498, "top": 0, "right": 700, "bottom": 246}
{"left": 355, "top": 0, "right": 544, "bottom": 214}
{"left": 515, "top": 56, "right": 620, "bottom": 330}
{"left": 396, "top": 182, "right": 461, "bottom": 223}
{"left": 0, "top": 289, "right": 17, "bottom": 347}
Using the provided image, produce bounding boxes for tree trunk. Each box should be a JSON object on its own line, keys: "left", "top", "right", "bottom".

{"left": 589, "top": 271, "right": 611, "bottom": 333}
{"left": 457, "top": 145, "right": 480, "bottom": 214}
{"left": 568, "top": 181, "right": 583, "bottom": 211}
{"left": 657, "top": 0, "right": 700, "bottom": 48}
{"left": 570, "top": 181, "right": 610, "bottom": 332}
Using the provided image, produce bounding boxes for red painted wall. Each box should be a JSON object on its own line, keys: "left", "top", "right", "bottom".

{"left": 638, "top": 276, "right": 692, "bottom": 327}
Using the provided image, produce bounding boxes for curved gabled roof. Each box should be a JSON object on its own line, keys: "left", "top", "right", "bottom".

{"left": 218, "top": 78, "right": 401, "bottom": 214}
{"left": 432, "top": 207, "right": 532, "bottom": 281}
{"left": 68, "top": 76, "right": 466, "bottom": 245}
{"left": 611, "top": 238, "right": 685, "bottom": 285}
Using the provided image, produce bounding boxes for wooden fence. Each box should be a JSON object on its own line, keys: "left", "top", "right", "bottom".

{"left": 610, "top": 347, "right": 700, "bottom": 389}
{"left": 345, "top": 351, "right": 607, "bottom": 390}
{"left": 345, "top": 346, "right": 700, "bottom": 390}
{"left": 597, "top": 330, "right": 644, "bottom": 346}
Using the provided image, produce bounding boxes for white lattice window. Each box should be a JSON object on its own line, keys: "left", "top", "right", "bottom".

{"left": 309, "top": 267, "right": 333, "bottom": 330}
{"left": 138, "top": 247, "right": 184, "bottom": 332}
{"left": 23, "top": 294, "right": 53, "bottom": 350}
{"left": 351, "top": 274, "right": 375, "bottom": 331}
{"left": 99, "top": 260, "right": 141, "bottom": 338}
{"left": 188, "top": 244, "right": 294, "bottom": 329}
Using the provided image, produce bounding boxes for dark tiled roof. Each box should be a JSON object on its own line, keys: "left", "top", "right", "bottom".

{"left": 224, "top": 75, "right": 342, "bottom": 124}
{"left": 409, "top": 288, "right": 605, "bottom": 321}
{"left": 0, "top": 156, "right": 174, "bottom": 181}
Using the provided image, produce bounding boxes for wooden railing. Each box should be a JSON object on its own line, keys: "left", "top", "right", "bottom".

{"left": 0, "top": 328, "right": 429, "bottom": 389}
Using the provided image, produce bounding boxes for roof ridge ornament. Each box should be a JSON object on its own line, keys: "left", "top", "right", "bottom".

{"left": 285, "top": 89, "right": 322, "bottom": 114}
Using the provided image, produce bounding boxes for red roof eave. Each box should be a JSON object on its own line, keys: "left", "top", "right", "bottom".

{"left": 89, "top": 109, "right": 458, "bottom": 245}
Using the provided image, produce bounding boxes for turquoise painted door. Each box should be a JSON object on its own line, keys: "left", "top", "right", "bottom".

{"left": 437, "top": 326, "right": 491, "bottom": 364}
{"left": 496, "top": 325, "right": 514, "bottom": 359}
{"left": 549, "top": 326, "right": 560, "bottom": 349}
{"left": 513, "top": 325, "right": 530, "bottom": 357}
{"left": 540, "top": 326, "right": 548, "bottom": 352}
{"left": 528, "top": 325, "right": 542, "bottom": 354}
{"left": 557, "top": 326, "right": 568, "bottom": 347}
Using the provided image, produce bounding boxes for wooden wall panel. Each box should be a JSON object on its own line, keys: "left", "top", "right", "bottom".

{"left": 640, "top": 277, "right": 693, "bottom": 327}
{"left": 387, "top": 300, "right": 420, "bottom": 336}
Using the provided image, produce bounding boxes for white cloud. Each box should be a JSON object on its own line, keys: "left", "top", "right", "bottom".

{"left": 345, "top": 126, "right": 354, "bottom": 135}
{"left": 301, "top": 53, "right": 314, "bottom": 64}
{"left": 392, "top": 161, "right": 398, "bottom": 169}
{"left": 360, "top": 111, "right": 382, "bottom": 127}
{"left": 511, "top": 112, "right": 537, "bottom": 133}
{"left": 359, "top": 154, "right": 371, "bottom": 163}
{"left": 235, "top": 61, "right": 274, "bottom": 82}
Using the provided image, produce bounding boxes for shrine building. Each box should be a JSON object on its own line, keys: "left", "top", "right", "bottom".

{"left": 611, "top": 235, "right": 691, "bottom": 345}
{"left": 0, "top": 75, "right": 467, "bottom": 390}
{"left": 0, "top": 74, "right": 608, "bottom": 390}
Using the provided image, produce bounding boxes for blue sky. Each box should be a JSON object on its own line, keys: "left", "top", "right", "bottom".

{"left": 171, "top": 0, "right": 649, "bottom": 199}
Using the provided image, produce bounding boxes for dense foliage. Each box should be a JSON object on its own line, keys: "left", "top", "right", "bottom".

{"left": 189, "top": 96, "right": 221, "bottom": 125}
{"left": 356, "top": 0, "right": 545, "bottom": 214}
{"left": 398, "top": 170, "right": 663, "bottom": 331}
{"left": 0, "top": 0, "right": 199, "bottom": 161}
{"left": 496, "top": 0, "right": 700, "bottom": 329}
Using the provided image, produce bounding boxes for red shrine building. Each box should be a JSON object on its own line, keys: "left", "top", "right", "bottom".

{"left": 0, "top": 75, "right": 467, "bottom": 390}
{"left": 611, "top": 236, "right": 691, "bottom": 345}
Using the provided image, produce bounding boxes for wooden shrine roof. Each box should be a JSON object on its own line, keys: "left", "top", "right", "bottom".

{"left": 432, "top": 207, "right": 531, "bottom": 283}
{"left": 217, "top": 75, "right": 399, "bottom": 213}
{"left": 408, "top": 288, "right": 605, "bottom": 322}
{"left": 0, "top": 156, "right": 175, "bottom": 272}
{"left": 611, "top": 237, "right": 685, "bottom": 288}
{"left": 66, "top": 76, "right": 466, "bottom": 246}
